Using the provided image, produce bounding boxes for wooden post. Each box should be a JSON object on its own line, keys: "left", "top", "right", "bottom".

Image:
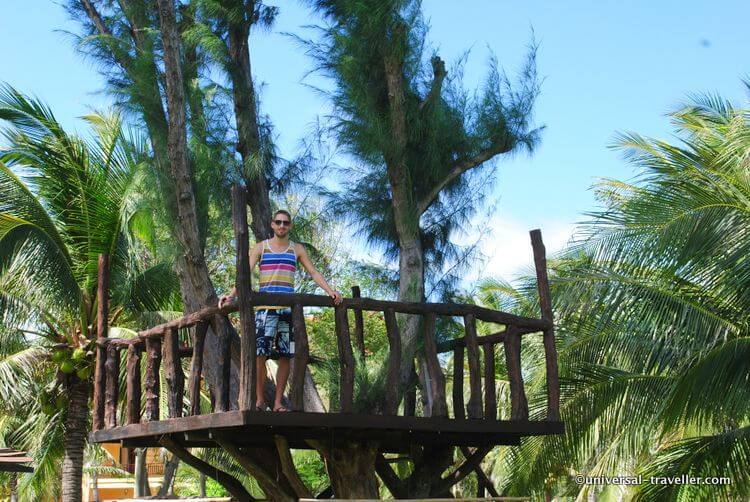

{"left": 452, "top": 345, "right": 465, "bottom": 419}
{"left": 104, "top": 344, "right": 119, "bottom": 428}
{"left": 144, "top": 338, "right": 161, "bottom": 422}
{"left": 383, "top": 308, "right": 401, "bottom": 415}
{"left": 163, "top": 327, "right": 184, "bottom": 418}
{"left": 503, "top": 326, "right": 528, "bottom": 420}
{"left": 232, "top": 184, "right": 256, "bottom": 411}
{"left": 289, "top": 303, "right": 309, "bottom": 411}
{"left": 530, "top": 229, "right": 560, "bottom": 421}
{"left": 216, "top": 331, "right": 231, "bottom": 412}
{"left": 483, "top": 344, "right": 496, "bottom": 420}
{"left": 126, "top": 344, "right": 142, "bottom": 425}
{"left": 188, "top": 322, "right": 207, "bottom": 416}
{"left": 334, "top": 305, "right": 355, "bottom": 413}
{"left": 404, "top": 363, "right": 417, "bottom": 417}
{"left": 93, "top": 253, "right": 109, "bottom": 431}
{"left": 351, "top": 286, "right": 365, "bottom": 360}
{"left": 422, "top": 313, "right": 447, "bottom": 417}
{"left": 463, "top": 314, "right": 483, "bottom": 419}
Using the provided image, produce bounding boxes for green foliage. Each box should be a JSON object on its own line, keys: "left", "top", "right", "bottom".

{"left": 0, "top": 88, "right": 180, "bottom": 500}
{"left": 485, "top": 92, "right": 750, "bottom": 501}
{"left": 301, "top": 0, "right": 541, "bottom": 297}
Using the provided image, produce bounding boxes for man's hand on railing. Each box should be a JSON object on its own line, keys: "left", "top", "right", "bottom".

{"left": 329, "top": 290, "right": 343, "bottom": 305}
{"left": 218, "top": 294, "right": 235, "bottom": 309}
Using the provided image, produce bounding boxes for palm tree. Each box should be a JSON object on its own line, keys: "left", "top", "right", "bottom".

{"left": 0, "top": 86, "right": 179, "bottom": 501}
{"left": 479, "top": 93, "right": 749, "bottom": 501}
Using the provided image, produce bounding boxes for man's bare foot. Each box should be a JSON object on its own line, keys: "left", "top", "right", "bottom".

{"left": 273, "top": 405, "right": 290, "bottom": 412}
{"left": 255, "top": 402, "right": 269, "bottom": 411}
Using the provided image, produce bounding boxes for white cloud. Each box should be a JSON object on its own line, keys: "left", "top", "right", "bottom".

{"left": 462, "top": 218, "right": 576, "bottom": 286}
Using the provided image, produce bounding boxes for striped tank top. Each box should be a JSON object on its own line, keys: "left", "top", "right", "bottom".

{"left": 256, "top": 239, "right": 297, "bottom": 310}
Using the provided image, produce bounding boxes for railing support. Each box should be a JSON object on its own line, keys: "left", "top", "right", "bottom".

{"left": 383, "top": 308, "right": 401, "bottom": 415}
{"left": 334, "top": 305, "right": 355, "bottom": 413}
{"left": 351, "top": 286, "right": 365, "bottom": 360}
{"left": 104, "top": 344, "right": 119, "bottom": 428}
{"left": 145, "top": 338, "right": 161, "bottom": 422}
{"left": 232, "top": 184, "right": 256, "bottom": 411}
{"left": 463, "top": 314, "right": 483, "bottom": 419}
{"left": 289, "top": 303, "right": 309, "bottom": 411}
{"left": 188, "top": 321, "right": 207, "bottom": 416}
{"left": 422, "top": 313, "right": 447, "bottom": 417}
{"left": 483, "top": 344, "right": 496, "bottom": 420}
{"left": 530, "top": 229, "right": 560, "bottom": 421}
{"left": 503, "top": 326, "right": 528, "bottom": 420}
{"left": 163, "top": 327, "right": 185, "bottom": 418}
{"left": 452, "top": 345, "right": 465, "bottom": 419}
{"left": 126, "top": 343, "right": 142, "bottom": 425}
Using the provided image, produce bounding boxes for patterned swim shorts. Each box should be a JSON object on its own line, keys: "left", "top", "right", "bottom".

{"left": 255, "top": 308, "right": 295, "bottom": 359}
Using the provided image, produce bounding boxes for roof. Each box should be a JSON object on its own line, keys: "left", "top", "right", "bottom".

{"left": 0, "top": 448, "right": 33, "bottom": 473}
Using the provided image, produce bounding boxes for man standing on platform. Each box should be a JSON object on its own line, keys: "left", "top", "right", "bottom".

{"left": 219, "top": 210, "right": 342, "bottom": 411}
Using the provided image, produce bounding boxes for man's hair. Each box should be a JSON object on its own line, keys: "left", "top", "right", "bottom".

{"left": 272, "top": 209, "right": 292, "bottom": 221}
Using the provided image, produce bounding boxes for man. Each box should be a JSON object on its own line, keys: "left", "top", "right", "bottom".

{"left": 219, "top": 210, "right": 342, "bottom": 411}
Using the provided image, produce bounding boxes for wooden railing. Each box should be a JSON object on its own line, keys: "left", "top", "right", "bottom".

{"left": 91, "top": 186, "right": 560, "bottom": 432}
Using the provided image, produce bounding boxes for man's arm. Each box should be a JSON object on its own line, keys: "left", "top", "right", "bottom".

{"left": 218, "top": 242, "right": 263, "bottom": 307}
{"left": 296, "top": 243, "right": 343, "bottom": 305}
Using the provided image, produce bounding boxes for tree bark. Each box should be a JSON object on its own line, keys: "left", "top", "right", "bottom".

{"left": 61, "top": 376, "right": 89, "bottom": 502}
{"left": 226, "top": 8, "right": 273, "bottom": 241}
{"left": 134, "top": 448, "right": 151, "bottom": 497}
{"left": 157, "top": 451, "right": 179, "bottom": 497}
{"left": 9, "top": 472, "right": 17, "bottom": 502}
{"left": 321, "top": 442, "right": 380, "bottom": 499}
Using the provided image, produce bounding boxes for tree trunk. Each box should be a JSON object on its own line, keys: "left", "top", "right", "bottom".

{"left": 155, "top": 0, "right": 241, "bottom": 406}
{"left": 323, "top": 442, "right": 380, "bottom": 499}
{"left": 227, "top": 16, "right": 272, "bottom": 241}
{"left": 134, "top": 448, "right": 151, "bottom": 497}
{"left": 199, "top": 472, "right": 207, "bottom": 497}
{"left": 92, "top": 470, "right": 100, "bottom": 502}
{"left": 61, "top": 376, "right": 89, "bottom": 502}
{"left": 157, "top": 451, "right": 179, "bottom": 497}
{"left": 9, "top": 472, "right": 17, "bottom": 502}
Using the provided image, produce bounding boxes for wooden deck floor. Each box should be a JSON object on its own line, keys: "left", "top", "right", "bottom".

{"left": 90, "top": 411, "right": 564, "bottom": 453}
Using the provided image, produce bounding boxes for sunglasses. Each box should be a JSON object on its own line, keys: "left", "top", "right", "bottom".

{"left": 273, "top": 219, "right": 291, "bottom": 227}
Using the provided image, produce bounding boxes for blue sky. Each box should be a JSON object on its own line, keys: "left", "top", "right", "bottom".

{"left": 3, "top": 0, "right": 749, "bottom": 281}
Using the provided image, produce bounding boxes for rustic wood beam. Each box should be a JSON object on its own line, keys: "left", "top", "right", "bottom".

{"left": 334, "top": 305, "right": 355, "bottom": 413}
{"left": 459, "top": 446, "right": 499, "bottom": 497}
{"left": 289, "top": 303, "right": 309, "bottom": 411}
{"left": 351, "top": 286, "right": 365, "bottom": 360}
{"left": 383, "top": 308, "right": 401, "bottom": 415}
{"left": 422, "top": 313, "right": 447, "bottom": 417}
{"left": 463, "top": 314, "right": 483, "bottom": 419}
{"left": 452, "top": 345, "right": 465, "bottom": 420}
{"left": 435, "top": 446, "right": 493, "bottom": 492}
{"left": 163, "top": 327, "right": 184, "bottom": 418}
{"left": 159, "top": 435, "right": 254, "bottom": 501}
{"left": 144, "top": 338, "right": 161, "bottom": 422}
{"left": 530, "top": 229, "right": 560, "bottom": 421}
{"left": 214, "top": 437, "right": 295, "bottom": 501}
{"left": 375, "top": 454, "right": 407, "bottom": 498}
{"left": 135, "top": 293, "right": 550, "bottom": 339}
{"left": 232, "top": 184, "right": 256, "bottom": 411}
{"left": 484, "top": 344, "right": 497, "bottom": 420}
{"left": 104, "top": 344, "right": 120, "bottom": 429}
{"left": 274, "top": 435, "right": 313, "bottom": 499}
{"left": 93, "top": 253, "right": 109, "bottom": 431}
{"left": 188, "top": 321, "right": 207, "bottom": 416}
{"left": 503, "top": 326, "right": 528, "bottom": 420}
{"left": 125, "top": 344, "right": 142, "bottom": 425}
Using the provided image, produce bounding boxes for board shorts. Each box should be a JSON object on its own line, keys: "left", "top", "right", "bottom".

{"left": 255, "top": 308, "right": 295, "bottom": 359}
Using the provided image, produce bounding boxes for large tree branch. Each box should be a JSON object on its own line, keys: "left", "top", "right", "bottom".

{"left": 417, "top": 141, "right": 513, "bottom": 214}
{"left": 78, "top": 0, "right": 112, "bottom": 37}
{"left": 419, "top": 56, "right": 446, "bottom": 112}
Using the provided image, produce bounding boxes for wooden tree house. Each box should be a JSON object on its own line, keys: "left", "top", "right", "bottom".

{"left": 89, "top": 185, "right": 564, "bottom": 499}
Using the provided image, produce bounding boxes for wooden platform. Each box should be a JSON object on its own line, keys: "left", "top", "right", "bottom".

{"left": 90, "top": 411, "right": 564, "bottom": 453}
